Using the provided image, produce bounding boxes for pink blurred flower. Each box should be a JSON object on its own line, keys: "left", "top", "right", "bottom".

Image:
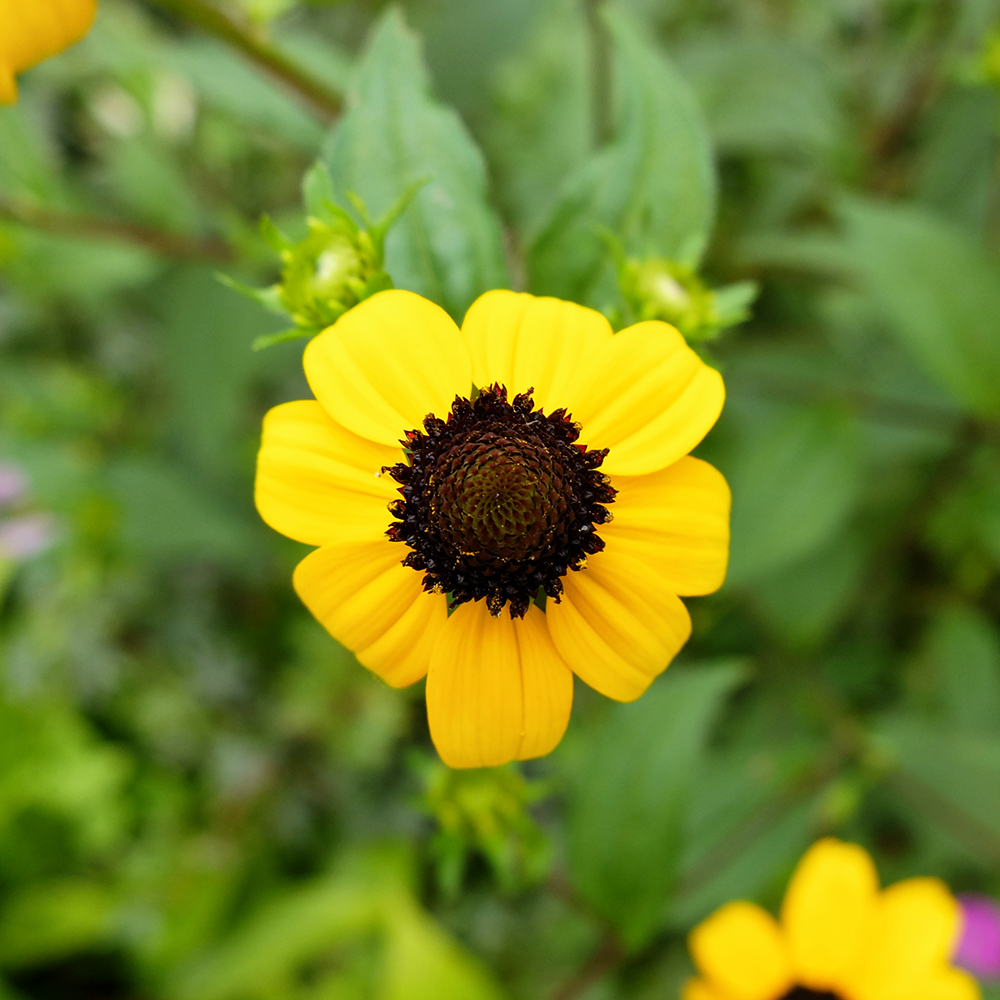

{"left": 0, "top": 463, "right": 27, "bottom": 507}
{"left": 956, "top": 894, "right": 1000, "bottom": 981}
{"left": 0, "top": 513, "right": 55, "bottom": 561}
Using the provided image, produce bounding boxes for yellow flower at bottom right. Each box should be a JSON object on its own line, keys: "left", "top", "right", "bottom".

{"left": 685, "top": 838, "right": 980, "bottom": 1000}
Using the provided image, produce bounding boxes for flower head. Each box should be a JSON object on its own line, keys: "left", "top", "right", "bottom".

{"left": 255, "top": 289, "right": 730, "bottom": 768}
{"left": 0, "top": 0, "right": 97, "bottom": 105}
{"left": 685, "top": 838, "right": 981, "bottom": 1000}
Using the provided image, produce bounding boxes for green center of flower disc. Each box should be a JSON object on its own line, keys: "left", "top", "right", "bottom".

{"left": 384, "top": 384, "right": 616, "bottom": 619}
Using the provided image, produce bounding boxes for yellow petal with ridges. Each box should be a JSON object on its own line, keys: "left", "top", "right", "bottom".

{"left": 461, "top": 290, "right": 612, "bottom": 416}
{"left": 781, "top": 838, "right": 879, "bottom": 991}
{"left": 571, "top": 321, "right": 724, "bottom": 476}
{"left": 255, "top": 401, "right": 400, "bottom": 546}
{"left": 304, "top": 289, "right": 472, "bottom": 447}
{"left": 602, "top": 457, "right": 730, "bottom": 596}
{"left": 0, "top": 0, "right": 96, "bottom": 104}
{"left": 546, "top": 547, "right": 692, "bottom": 702}
{"left": 426, "top": 601, "right": 573, "bottom": 768}
{"left": 689, "top": 901, "right": 795, "bottom": 1000}
{"left": 355, "top": 581, "right": 450, "bottom": 689}
{"left": 849, "top": 878, "right": 962, "bottom": 1000}
{"left": 293, "top": 539, "right": 445, "bottom": 688}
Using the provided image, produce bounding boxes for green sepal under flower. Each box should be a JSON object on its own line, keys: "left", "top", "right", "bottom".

{"left": 411, "top": 753, "right": 551, "bottom": 900}
{"left": 221, "top": 163, "right": 423, "bottom": 351}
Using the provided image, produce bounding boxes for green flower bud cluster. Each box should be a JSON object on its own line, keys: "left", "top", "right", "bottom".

{"left": 619, "top": 256, "right": 758, "bottom": 344}
{"left": 413, "top": 755, "right": 550, "bottom": 899}
{"left": 222, "top": 162, "right": 423, "bottom": 350}
{"left": 272, "top": 214, "right": 388, "bottom": 335}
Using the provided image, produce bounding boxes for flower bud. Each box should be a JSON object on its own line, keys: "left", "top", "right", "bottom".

{"left": 277, "top": 218, "right": 382, "bottom": 332}
{"left": 621, "top": 257, "right": 757, "bottom": 343}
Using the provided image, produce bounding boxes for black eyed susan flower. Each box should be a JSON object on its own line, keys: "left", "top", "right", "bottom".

{"left": 255, "top": 289, "right": 730, "bottom": 768}
{"left": 685, "top": 838, "right": 981, "bottom": 1000}
{"left": 0, "top": 0, "right": 97, "bottom": 105}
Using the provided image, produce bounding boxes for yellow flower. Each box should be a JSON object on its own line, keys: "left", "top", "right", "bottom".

{"left": 0, "top": 0, "right": 97, "bottom": 105}
{"left": 255, "top": 289, "right": 730, "bottom": 768}
{"left": 685, "top": 838, "right": 981, "bottom": 1000}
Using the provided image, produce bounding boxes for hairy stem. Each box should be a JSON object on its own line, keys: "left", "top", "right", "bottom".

{"left": 0, "top": 196, "right": 234, "bottom": 263}
{"left": 150, "top": 0, "right": 343, "bottom": 121}
{"left": 551, "top": 930, "right": 623, "bottom": 1000}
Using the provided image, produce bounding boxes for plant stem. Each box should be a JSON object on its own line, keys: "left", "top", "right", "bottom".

{"left": 585, "top": 0, "right": 613, "bottom": 149}
{"left": 0, "top": 196, "right": 234, "bottom": 263}
{"left": 150, "top": 0, "right": 343, "bottom": 121}
{"left": 551, "top": 930, "right": 623, "bottom": 1000}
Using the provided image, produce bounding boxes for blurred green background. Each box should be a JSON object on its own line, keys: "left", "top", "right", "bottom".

{"left": 2, "top": 0, "right": 1000, "bottom": 997}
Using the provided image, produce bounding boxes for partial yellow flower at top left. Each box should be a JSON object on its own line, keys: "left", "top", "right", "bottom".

{"left": 0, "top": 0, "right": 97, "bottom": 105}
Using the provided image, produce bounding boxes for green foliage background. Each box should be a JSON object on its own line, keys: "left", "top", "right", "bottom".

{"left": 2, "top": 0, "right": 1000, "bottom": 997}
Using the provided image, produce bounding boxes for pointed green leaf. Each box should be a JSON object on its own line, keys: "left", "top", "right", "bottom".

{"left": 842, "top": 197, "right": 1000, "bottom": 418}
{"left": 528, "top": 6, "right": 715, "bottom": 308}
{"left": 567, "top": 662, "right": 745, "bottom": 950}
{"left": 323, "top": 9, "right": 508, "bottom": 319}
{"left": 302, "top": 161, "right": 336, "bottom": 220}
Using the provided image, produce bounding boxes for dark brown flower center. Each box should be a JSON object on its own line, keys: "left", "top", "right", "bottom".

{"left": 384, "top": 384, "right": 616, "bottom": 619}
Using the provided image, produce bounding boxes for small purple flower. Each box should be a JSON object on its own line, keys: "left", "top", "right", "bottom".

{"left": 0, "top": 463, "right": 27, "bottom": 508}
{"left": 0, "top": 514, "right": 55, "bottom": 561}
{"left": 955, "top": 894, "right": 1000, "bottom": 981}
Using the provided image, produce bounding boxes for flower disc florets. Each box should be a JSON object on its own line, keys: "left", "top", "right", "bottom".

{"left": 384, "top": 384, "right": 616, "bottom": 620}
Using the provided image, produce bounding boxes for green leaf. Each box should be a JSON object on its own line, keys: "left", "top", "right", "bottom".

{"left": 106, "top": 457, "right": 257, "bottom": 566}
{"left": 322, "top": 8, "right": 508, "bottom": 319}
{"left": 677, "top": 35, "right": 841, "bottom": 158}
{"left": 878, "top": 716, "right": 1000, "bottom": 852}
{"left": 0, "top": 880, "right": 116, "bottom": 968}
{"left": 484, "top": 0, "right": 591, "bottom": 232}
{"left": 919, "top": 604, "right": 1000, "bottom": 736}
{"left": 172, "top": 848, "right": 506, "bottom": 1000}
{"left": 566, "top": 662, "right": 744, "bottom": 950}
{"left": 381, "top": 898, "right": 507, "bottom": 1000}
{"left": 158, "top": 267, "right": 290, "bottom": 482}
{"left": 841, "top": 197, "right": 1000, "bottom": 418}
{"left": 527, "top": 6, "right": 715, "bottom": 308}
{"left": 252, "top": 327, "right": 314, "bottom": 351}
{"left": 725, "top": 405, "right": 864, "bottom": 586}
{"left": 301, "top": 161, "right": 340, "bottom": 224}
{"left": 748, "top": 530, "right": 868, "bottom": 650}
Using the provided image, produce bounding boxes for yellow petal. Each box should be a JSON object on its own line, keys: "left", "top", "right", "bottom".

{"left": 426, "top": 601, "right": 573, "bottom": 768}
{"left": 461, "top": 289, "right": 612, "bottom": 416}
{"left": 0, "top": 66, "right": 16, "bottom": 105}
{"left": 0, "top": 0, "right": 96, "bottom": 104}
{"left": 850, "top": 878, "right": 962, "bottom": 1000}
{"left": 304, "top": 289, "right": 472, "bottom": 447}
{"left": 571, "top": 321, "right": 725, "bottom": 476}
{"left": 293, "top": 539, "right": 446, "bottom": 688}
{"left": 682, "top": 978, "right": 732, "bottom": 1000}
{"left": 903, "top": 968, "right": 982, "bottom": 1000}
{"left": 689, "top": 901, "right": 795, "bottom": 1000}
{"left": 255, "top": 400, "right": 400, "bottom": 546}
{"left": 546, "top": 547, "right": 692, "bottom": 702}
{"left": 602, "top": 457, "right": 731, "bottom": 596}
{"left": 780, "top": 839, "right": 880, "bottom": 991}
